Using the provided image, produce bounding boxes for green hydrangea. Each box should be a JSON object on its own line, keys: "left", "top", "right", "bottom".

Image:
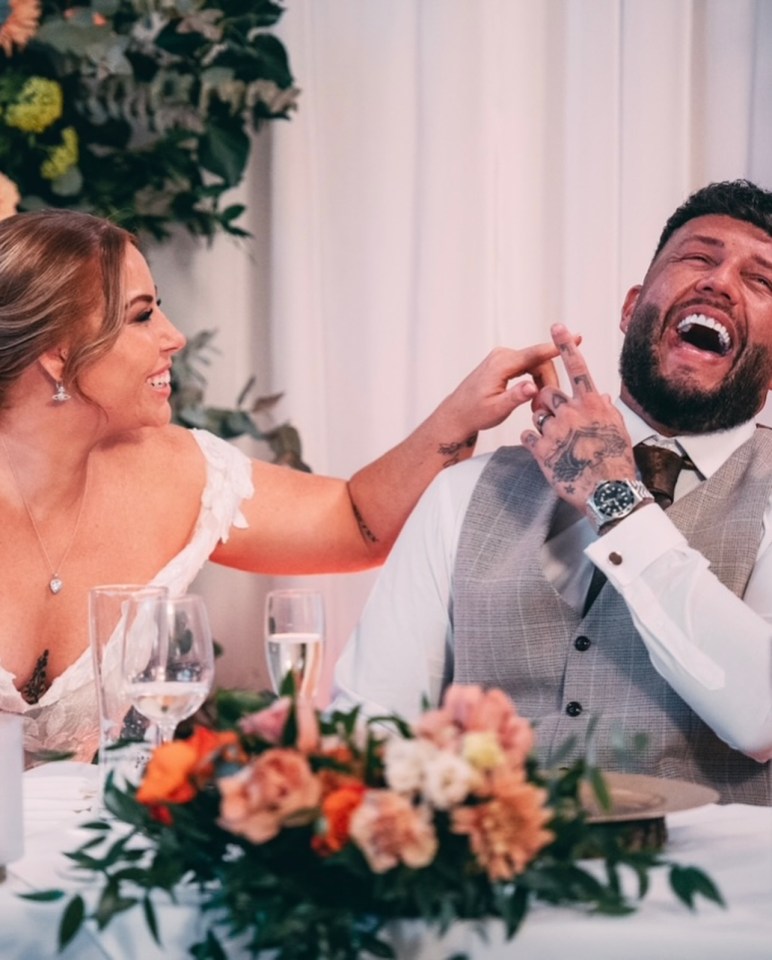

{"left": 5, "top": 77, "right": 63, "bottom": 134}
{"left": 40, "top": 126, "right": 79, "bottom": 181}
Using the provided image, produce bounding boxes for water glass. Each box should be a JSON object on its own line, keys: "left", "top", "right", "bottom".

{"left": 89, "top": 584, "right": 168, "bottom": 800}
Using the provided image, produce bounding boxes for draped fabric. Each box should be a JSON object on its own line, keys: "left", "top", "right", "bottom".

{"left": 155, "top": 0, "right": 772, "bottom": 699}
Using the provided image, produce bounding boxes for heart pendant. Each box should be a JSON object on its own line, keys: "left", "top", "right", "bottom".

{"left": 49, "top": 577, "right": 63, "bottom": 595}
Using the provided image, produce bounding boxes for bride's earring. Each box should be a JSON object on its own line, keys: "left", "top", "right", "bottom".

{"left": 52, "top": 381, "right": 71, "bottom": 403}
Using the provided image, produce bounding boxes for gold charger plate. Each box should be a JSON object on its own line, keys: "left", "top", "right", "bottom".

{"left": 581, "top": 772, "right": 720, "bottom": 823}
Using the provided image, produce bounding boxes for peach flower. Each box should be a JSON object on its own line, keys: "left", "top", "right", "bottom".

{"left": 0, "top": 173, "right": 20, "bottom": 221}
{"left": 417, "top": 685, "right": 534, "bottom": 767}
{"left": 451, "top": 769, "right": 554, "bottom": 881}
{"left": 137, "top": 726, "right": 239, "bottom": 806}
{"left": 239, "top": 696, "right": 320, "bottom": 753}
{"left": 0, "top": 0, "right": 41, "bottom": 56}
{"left": 349, "top": 791, "right": 438, "bottom": 873}
{"left": 218, "top": 748, "right": 321, "bottom": 844}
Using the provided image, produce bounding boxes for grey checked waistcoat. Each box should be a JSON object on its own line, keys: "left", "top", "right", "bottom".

{"left": 453, "top": 429, "right": 772, "bottom": 805}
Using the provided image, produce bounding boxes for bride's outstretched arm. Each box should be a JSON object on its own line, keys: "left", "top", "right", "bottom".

{"left": 213, "top": 342, "right": 562, "bottom": 574}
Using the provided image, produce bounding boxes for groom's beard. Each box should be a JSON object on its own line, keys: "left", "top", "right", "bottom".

{"left": 619, "top": 303, "right": 771, "bottom": 433}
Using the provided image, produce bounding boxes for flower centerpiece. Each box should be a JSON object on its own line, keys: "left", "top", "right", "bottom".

{"left": 0, "top": 0, "right": 298, "bottom": 239}
{"left": 34, "top": 682, "right": 722, "bottom": 959}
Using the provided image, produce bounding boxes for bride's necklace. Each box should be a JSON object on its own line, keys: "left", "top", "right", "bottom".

{"left": 1, "top": 437, "right": 90, "bottom": 595}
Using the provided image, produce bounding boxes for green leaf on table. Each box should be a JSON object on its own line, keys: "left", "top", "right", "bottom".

{"left": 58, "top": 894, "right": 86, "bottom": 950}
{"left": 669, "top": 865, "right": 725, "bottom": 909}
{"left": 143, "top": 894, "right": 161, "bottom": 945}
{"left": 19, "top": 889, "right": 66, "bottom": 902}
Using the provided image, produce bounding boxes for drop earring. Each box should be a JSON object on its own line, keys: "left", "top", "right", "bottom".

{"left": 52, "top": 381, "right": 71, "bottom": 403}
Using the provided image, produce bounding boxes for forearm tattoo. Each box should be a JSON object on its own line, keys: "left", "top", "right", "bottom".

{"left": 438, "top": 433, "right": 478, "bottom": 467}
{"left": 544, "top": 425, "right": 628, "bottom": 485}
{"left": 353, "top": 502, "right": 379, "bottom": 544}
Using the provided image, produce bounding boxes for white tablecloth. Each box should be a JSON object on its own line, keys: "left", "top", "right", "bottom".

{"left": 2, "top": 762, "right": 771, "bottom": 960}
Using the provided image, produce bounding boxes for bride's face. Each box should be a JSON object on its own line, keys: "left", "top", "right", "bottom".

{"left": 77, "top": 245, "right": 186, "bottom": 432}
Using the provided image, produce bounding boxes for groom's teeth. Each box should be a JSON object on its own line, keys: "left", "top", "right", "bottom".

{"left": 148, "top": 375, "right": 170, "bottom": 388}
{"left": 676, "top": 313, "right": 732, "bottom": 355}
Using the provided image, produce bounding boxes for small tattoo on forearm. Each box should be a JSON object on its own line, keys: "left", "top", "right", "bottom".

{"left": 545, "top": 426, "right": 627, "bottom": 483}
{"left": 353, "top": 503, "right": 379, "bottom": 544}
{"left": 438, "top": 433, "right": 478, "bottom": 467}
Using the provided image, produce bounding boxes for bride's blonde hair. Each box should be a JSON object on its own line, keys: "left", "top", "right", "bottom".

{"left": 0, "top": 209, "right": 137, "bottom": 408}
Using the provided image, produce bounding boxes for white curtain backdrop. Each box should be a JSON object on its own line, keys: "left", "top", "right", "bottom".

{"left": 153, "top": 0, "right": 772, "bottom": 699}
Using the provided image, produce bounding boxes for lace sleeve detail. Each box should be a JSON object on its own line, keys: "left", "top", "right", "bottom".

{"left": 152, "top": 429, "right": 255, "bottom": 596}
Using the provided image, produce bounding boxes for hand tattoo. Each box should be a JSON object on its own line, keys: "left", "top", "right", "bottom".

{"left": 544, "top": 425, "right": 628, "bottom": 484}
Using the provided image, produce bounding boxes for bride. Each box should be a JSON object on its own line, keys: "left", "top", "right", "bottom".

{"left": 0, "top": 209, "right": 561, "bottom": 765}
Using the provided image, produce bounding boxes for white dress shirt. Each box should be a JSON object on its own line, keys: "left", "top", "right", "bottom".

{"left": 333, "top": 402, "right": 772, "bottom": 763}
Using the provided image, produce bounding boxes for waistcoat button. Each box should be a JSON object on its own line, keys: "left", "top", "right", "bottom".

{"left": 574, "top": 636, "right": 591, "bottom": 651}
{"left": 565, "top": 701, "right": 583, "bottom": 717}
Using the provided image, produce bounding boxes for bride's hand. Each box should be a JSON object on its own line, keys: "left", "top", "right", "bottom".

{"left": 435, "top": 340, "right": 567, "bottom": 449}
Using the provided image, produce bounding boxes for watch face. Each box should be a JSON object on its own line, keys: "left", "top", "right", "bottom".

{"left": 594, "top": 480, "right": 635, "bottom": 518}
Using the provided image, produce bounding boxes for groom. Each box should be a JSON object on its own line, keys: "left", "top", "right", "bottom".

{"left": 334, "top": 179, "right": 772, "bottom": 805}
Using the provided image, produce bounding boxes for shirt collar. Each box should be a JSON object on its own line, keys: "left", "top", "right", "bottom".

{"left": 615, "top": 398, "right": 757, "bottom": 480}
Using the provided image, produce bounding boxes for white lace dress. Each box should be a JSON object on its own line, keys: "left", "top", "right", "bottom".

{"left": 0, "top": 430, "right": 254, "bottom": 767}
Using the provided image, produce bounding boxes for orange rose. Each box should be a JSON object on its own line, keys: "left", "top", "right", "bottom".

{"left": 137, "top": 726, "right": 238, "bottom": 806}
{"left": 316, "top": 745, "right": 363, "bottom": 797}
{"left": 312, "top": 784, "right": 366, "bottom": 856}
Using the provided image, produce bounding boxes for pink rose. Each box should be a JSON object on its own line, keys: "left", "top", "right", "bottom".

{"left": 349, "top": 790, "right": 438, "bottom": 873}
{"left": 240, "top": 696, "right": 320, "bottom": 753}
{"left": 417, "top": 686, "right": 534, "bottom": 768}
{"left": 218, "top": 748, "right": 321, "bottom": 844}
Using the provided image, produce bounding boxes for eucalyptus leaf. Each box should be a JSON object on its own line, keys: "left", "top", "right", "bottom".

{"left": 7, "top": 0, "right": 296, "bottom": 239}
{"left": 199, "top": 120, "right": 250, "bottom": 185}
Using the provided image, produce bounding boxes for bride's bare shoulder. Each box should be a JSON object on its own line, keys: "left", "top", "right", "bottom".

{"left": 96, "top": 425, "right": 206, "bottom": 487}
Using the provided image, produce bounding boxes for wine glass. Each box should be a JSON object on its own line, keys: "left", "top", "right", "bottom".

{"left": 121, "top": 593, "right": 215, "bottom": 745}
{"left": 264, "top": 589, "right": 325, "bottom": 698}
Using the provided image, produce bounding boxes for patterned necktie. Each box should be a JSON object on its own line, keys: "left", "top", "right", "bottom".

{"left": 633, "top": 442, "right": 695, "bottom": 509}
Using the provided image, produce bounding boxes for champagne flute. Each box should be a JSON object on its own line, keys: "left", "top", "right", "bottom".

{"left": 121, "top": 593, "right": 215, "bottom": 746}
{"left": 265, "top": 589, "right": 325, "bottom": 698}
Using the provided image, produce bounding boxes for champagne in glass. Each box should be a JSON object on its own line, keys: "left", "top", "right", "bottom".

{"left": 265, "top": 589, "right": 325, "bottom": 698}
{"left": 122, "top": 594, "right": 215, "bottom": 745}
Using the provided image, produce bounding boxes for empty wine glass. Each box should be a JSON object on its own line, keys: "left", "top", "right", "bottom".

{"left": 265, "top": 589, "right": 325, "bottom": 698}
{"left": 121, "top": 593, "right": 215, "bottom": 746}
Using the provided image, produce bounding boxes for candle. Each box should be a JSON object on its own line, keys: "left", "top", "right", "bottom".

{"left": 0, "top": 714, "right": 23, "bottom": 877}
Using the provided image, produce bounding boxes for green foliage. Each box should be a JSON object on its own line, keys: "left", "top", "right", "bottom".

{"left": 0, "top": 0, "right": 299, "bottom": 240}
{"left": 170, "top": 328, "right": 311, "bottom": 470}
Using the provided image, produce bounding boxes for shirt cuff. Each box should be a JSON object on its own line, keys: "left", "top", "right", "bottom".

{"left": 584, "top": 503, "right": 688, "bottom": 586}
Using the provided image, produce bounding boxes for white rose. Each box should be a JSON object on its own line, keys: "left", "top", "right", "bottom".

{"left": 422, "top": 751, "right": 474, "bottom": 810}
{"left": 383, "top": 737, "right": 436, "bottom": 794}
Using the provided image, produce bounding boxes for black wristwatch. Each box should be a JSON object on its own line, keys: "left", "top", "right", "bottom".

{"left": 585, "top": 479, "right": 653, "bottom": 534}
